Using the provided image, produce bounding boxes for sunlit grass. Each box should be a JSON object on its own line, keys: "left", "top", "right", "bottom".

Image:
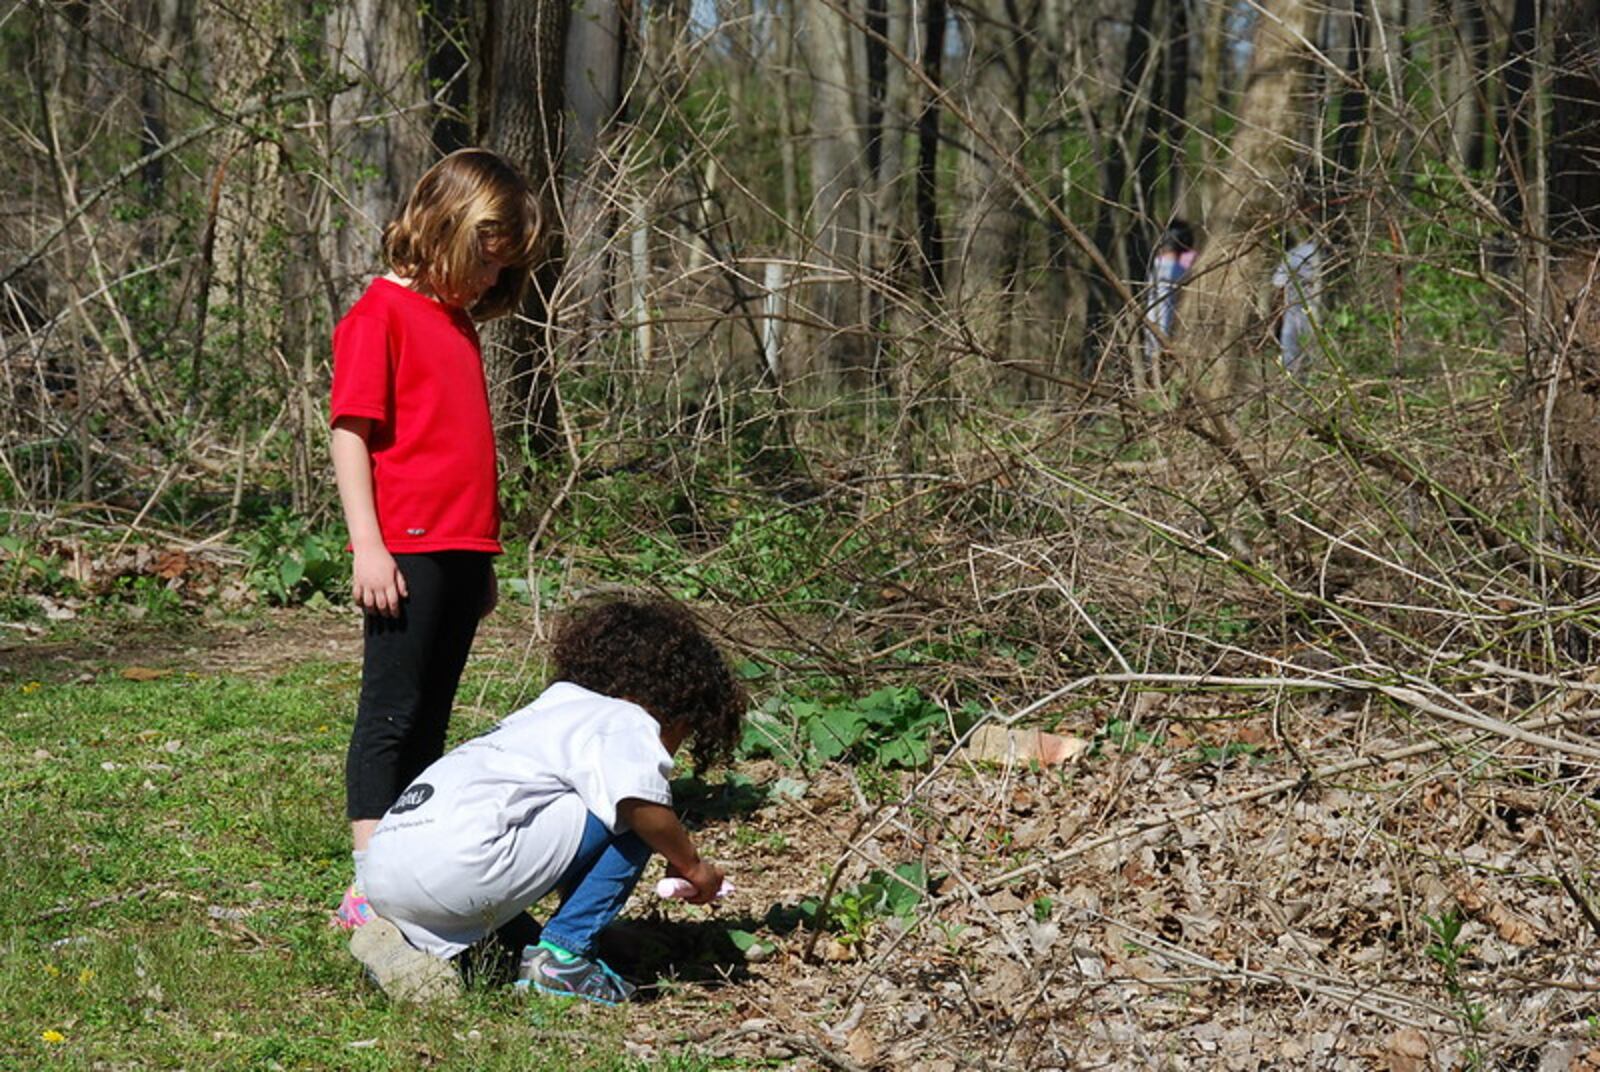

{"left": 0, "top": 671, "right": 737, "bottom": 1070}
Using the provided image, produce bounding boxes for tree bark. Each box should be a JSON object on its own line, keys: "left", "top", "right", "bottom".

{"left": 1494, "top": 0, "right": 1537, "bottom": 238}
{"left": 560, "top": 0, "right": 628, "bottom": 333}
{"left": 800, "top": 0, "right": 866, "bottom": 366}
{"left": 1547, "top": 0, "right": 1600, "bottom": 242}
{"left": 325, "top": 0, "right": 432, "bottom": 297}
{"left": 951, "top": 0, "right": 1027, "bottom": 358}
{"left": 914, "top": 0, "right": 948, "bottom": 290}
{"left": 481, "top": 0, "right": 569, "bottom": 457}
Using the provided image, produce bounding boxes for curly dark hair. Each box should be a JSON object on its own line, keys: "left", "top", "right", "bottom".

{"left": 550, "top": 596, "right": 747, "bottom": 770}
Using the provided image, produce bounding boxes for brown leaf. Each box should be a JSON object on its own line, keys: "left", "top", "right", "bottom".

{"left": 120, "top": 667, "right": 171, "bottom": 682}
{"left": 1485, "top": 902, "right": 1539, "bottom": 945}
{"left": 153, "top": 551, "right": 191, "bottom": 580}
{"left": 845, "top": 1027, "right": 877, "bottom": 1067}
{"left": 964, "top": 725, "right": 1088, "bottom": 767}
{"left": 1384, "top": 1027, "right": 1431, "bottom": 1072}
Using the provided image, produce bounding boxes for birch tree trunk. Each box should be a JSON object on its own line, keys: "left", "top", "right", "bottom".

{"left": 1173, "top": 0, "right": 1321, "bottom": 403}
{"left": 800, "top": 0, "right": 865, "bottom": 368}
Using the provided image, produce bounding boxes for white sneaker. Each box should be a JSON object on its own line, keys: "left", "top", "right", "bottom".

{"left": 349, "top": 917, "right": 461, "bottom": 1005}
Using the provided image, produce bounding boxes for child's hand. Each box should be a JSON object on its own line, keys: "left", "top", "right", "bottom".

{"left": 351, "top": 546, "right": 408, "bottom": 617}
{"left": 669, "top": 860, "right": 726, "bottom": 905}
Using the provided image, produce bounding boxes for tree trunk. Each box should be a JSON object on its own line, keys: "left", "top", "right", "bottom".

{"left": 1173, "top": 0, "right": 1322, "bottom": 403}
{"left": 481, "top": 0, "right": 569, "bottom": 457}
{"left": 561, "top": 0, "right": 628, "bottom": 334}
{"left": 1459, "top": 0, "right": 1489, "bottom": 172}
{"left": 800, "top": 0, "right": 866, "bottom": 367}
{"left": 1547, "top": 0, "right": 1600, "bottom": 242}
{"left": 951, "top": 0, "right": 1026, "bottom": 361}
{"left": 326, "top": 0, "right": 432, "bottom": 298}
{"left": 1162, "top": 0, "right": 1191, "bottom": 213}
{"left": 914, "top": 0, "right": 947, "bottom": 290}
{"left": 1494, "top": 0, "right": 1536, "bottom": 238}
{"left": 136, "top": 0, "right": 192, "bottom": 213}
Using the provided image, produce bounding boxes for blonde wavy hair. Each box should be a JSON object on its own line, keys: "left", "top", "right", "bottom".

{"left": 382, "top": 148, "right": 543, "bottom": 319}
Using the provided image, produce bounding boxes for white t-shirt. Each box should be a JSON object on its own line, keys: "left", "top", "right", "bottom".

{"left": 362, "top": 682, "right": 675, "bottom": 956}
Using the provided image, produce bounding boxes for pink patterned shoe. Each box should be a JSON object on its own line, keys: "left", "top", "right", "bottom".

{"left": 331, "top": 883, "right": 375, "bottom": 930}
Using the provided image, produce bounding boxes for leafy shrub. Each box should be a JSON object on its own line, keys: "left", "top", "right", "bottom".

{"left": 741, "top": 685, "right": 955, "bottom": 769}
{"left": 241, "top": 508, "right": 345, "bottom": 606}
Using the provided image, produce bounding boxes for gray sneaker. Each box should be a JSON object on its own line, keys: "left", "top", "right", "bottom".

{"left": 515, "top": 944, "right": 636, "bottom": 1005}
{"left": 349, "top": 917, "right": 462, "bottom": 1005}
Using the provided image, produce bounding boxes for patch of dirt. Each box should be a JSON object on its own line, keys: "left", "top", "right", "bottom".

{"left": 26, "top": 606, "right": 1600, "bottom": 1070}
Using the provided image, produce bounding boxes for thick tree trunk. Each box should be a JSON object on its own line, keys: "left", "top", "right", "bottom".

{"left": 481, "top": 0, "right": 569, "bottom": 457}
{"left": 1547, "top": 0, "right": 1600, "bottom": 242}
{"left": 325, "top": 0, "right": 433, "bottom": 297}
{"left": 1173, "top": 0, "right": 1321, "bottom": 403}
{"left": 561, "top": 0, "right": 628, "bottom": 331}
{"left": 951, "top": 0, "right": 1026, "bottom": 359}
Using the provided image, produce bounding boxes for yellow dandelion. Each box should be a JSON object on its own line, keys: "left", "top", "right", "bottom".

{"left": 41, "top": 1030, "right": 65, "bottom": 1044}
{"left": 43, "top": 965, "right": 59, "bottom": 977}
{"left": 21, "top": 681, "right": 41, "bottom": 694}
{"left": 77, "top": 968, "right": 94, "bottom": 985}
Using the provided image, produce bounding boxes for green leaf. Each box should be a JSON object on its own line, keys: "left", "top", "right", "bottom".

{"left": 808, "top": 705, "right": 866, "bottom": 761}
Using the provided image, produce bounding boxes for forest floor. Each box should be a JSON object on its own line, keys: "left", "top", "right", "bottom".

{"left": 5, "top": 602, "right": 1600, "bottom": 1071}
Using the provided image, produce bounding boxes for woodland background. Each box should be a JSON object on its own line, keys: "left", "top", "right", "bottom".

{"left": 6, "top": 0, "right": 1600, "bottom": 1067}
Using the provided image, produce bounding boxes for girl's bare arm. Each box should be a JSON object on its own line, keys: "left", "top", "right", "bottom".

{"left": 331, "top": 416, "right": 407, "bottom": 617}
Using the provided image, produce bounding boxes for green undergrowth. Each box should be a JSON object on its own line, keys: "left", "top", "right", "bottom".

{"left": 740, "top": 683, "right": 967, "bottom": 771}
{"left": 0, "top": 671, "right": 746, "bottom": 1071}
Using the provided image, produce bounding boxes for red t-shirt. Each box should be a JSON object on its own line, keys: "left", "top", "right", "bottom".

{"left": 330, "top": 278, "right": 502, "bottom": 554}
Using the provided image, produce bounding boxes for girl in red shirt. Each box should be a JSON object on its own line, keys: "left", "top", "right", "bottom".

{"left": 329, "top": 149, "right": 542, "bottom": 931}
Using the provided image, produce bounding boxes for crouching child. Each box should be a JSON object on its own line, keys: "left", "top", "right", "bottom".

{"left": 349, "top": 596, "right": 746, "bottom": 1005}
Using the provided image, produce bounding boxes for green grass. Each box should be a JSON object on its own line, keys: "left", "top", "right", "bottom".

{"left": 0, "top": 668, "right": 736, "bottom": 1070}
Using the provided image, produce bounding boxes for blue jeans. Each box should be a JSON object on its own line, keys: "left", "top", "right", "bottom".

{"left": 538, "top": 812, "right": 651, "bottom": 958}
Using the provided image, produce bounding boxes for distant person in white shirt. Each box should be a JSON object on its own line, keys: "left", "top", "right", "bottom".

{"left": 348, "top": 596, "right": 747, "bottom": 1006}
{"left": 1272, "top": 237, "right": 1322, "bottom": 376}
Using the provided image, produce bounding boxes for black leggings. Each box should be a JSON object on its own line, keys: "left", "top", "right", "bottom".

{"left": 345, "top": 551, "right": 492, "bottom": 821}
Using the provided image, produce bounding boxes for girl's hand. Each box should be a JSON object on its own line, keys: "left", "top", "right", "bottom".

{"left": 480, "top": 571, "right": 498, "bottom": 619}
{"left": 351, "top": 545, "right": 408, "bottom": 617}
